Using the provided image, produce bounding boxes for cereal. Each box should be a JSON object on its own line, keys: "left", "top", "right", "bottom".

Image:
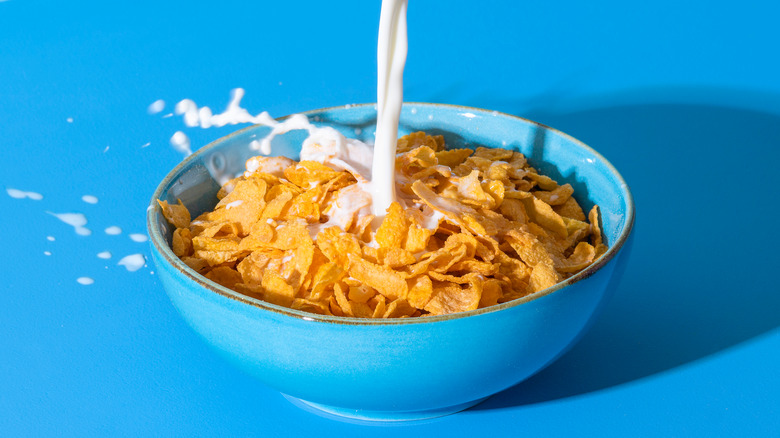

{"left": 159, "top": 132, "right": 606, "bottom": 318}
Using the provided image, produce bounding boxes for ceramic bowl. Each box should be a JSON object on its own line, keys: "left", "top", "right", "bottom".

{"left": 147, "top": 103, "right": 635, "bottom": 422}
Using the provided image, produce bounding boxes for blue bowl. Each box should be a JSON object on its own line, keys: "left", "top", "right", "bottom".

{"left": 147, "top": 103, "right": 635, "bottom": 422}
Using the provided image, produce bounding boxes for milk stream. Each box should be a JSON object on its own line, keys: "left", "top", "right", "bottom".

{"left": 249, "top": 0, "right": 408, "bottom": 224}
{"left": 371, "top": 0, "right": 408, "bottom": 218}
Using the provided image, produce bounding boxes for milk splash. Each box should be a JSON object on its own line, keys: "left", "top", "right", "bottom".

{"left": 157, "top": 1, "right": 411, "bottom": 226}
{"left": 240, "top": 0, "right": 409, "bottom": 224}
{"left": 174, "top": 88, "right": 277, "bottom": 129}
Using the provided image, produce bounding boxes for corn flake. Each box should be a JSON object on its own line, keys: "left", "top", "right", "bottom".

{"left": 160, "top": 131, "right": 606, "bottom": 318}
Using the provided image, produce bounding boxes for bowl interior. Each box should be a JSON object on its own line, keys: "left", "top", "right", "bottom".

{"left": 149, "top": 103, "right": 634, "bottom": 322}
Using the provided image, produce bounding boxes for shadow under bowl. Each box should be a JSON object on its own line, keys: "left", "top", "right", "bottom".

{"left": 147, "top": 103, "right": 635, "bottom": 422}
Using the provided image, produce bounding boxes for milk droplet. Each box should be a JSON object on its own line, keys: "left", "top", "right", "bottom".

{"left": 77, "top": 277, "right": 94, "bottom": 285}
{"left": 175, "top": 99, "right": 199, "bottom": 127}
{"left": 7, "top": 188, "right": 43, "bottom": 200}
{"left": 44, "top": 251, "right": 51, "bottom": 256}
{"left": 97, "top": 251, "right": 112, "bottom": 259}
{"left": 129, "top": 234, "right": 148, "bottom": 242}
{"left": 46, "top": 236, "right": 55, "bottom": 241}
{"left": 82, "top": 195, "right": 98, "bottom": 204}
{"left": 105, "top": 226, "right": 122, "bottom": 235}
{"left": 148, "top": 99, "right": 165, "bottom": 114}
{"left": 66, "top": 117, "right": 74, "bottom": 123}
{"left": 118, "top": 254, "right": 146, "bottom": 272}
{"left": 170, "top": 131, "right": 192, "bottom": 156}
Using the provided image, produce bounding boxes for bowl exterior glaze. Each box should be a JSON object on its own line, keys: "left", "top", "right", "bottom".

{"left": 148, "top": 103, "right": 635, "bottom": 420}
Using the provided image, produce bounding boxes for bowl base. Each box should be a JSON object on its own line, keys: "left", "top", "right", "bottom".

{"left": 283, "top": 394, "right": 489, "bottom": 422}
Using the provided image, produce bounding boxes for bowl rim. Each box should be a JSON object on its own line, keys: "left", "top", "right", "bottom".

{"left": 147, "top": 102, "right": 635, "bottom": 326}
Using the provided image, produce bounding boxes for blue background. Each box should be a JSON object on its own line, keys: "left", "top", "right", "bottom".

{"left": 2, "top": 0, "right": 779, "bottom": 436}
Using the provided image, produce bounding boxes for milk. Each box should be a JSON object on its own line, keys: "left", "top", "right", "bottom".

{"left": 168, "top": 0, "right": 413, "bottom": 227}
{"left": 370, "top": 0, "right": 408, "bottom": 217}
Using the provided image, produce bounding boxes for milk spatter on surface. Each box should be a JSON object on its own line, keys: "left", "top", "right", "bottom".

{"left": 6, "top": 188, "right": 43, "bottom": 200}
{"left": 118, "top": 254, "right": 146, "bottom": 272}
{"left": 48, "top": 212, "right": 91, "bottom": 236}
{"left": 105, "top": 226, "right": 122, "bottom": 235}
{"left": 129, "top": 234, "right": 148, "bottom": 242}
{"left": 82, "top": 195, "right": 98, "bottom": 204}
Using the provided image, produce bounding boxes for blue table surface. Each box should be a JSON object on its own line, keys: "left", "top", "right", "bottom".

{"left": 2, "top": 0, "right": 779, "bottom": 436}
